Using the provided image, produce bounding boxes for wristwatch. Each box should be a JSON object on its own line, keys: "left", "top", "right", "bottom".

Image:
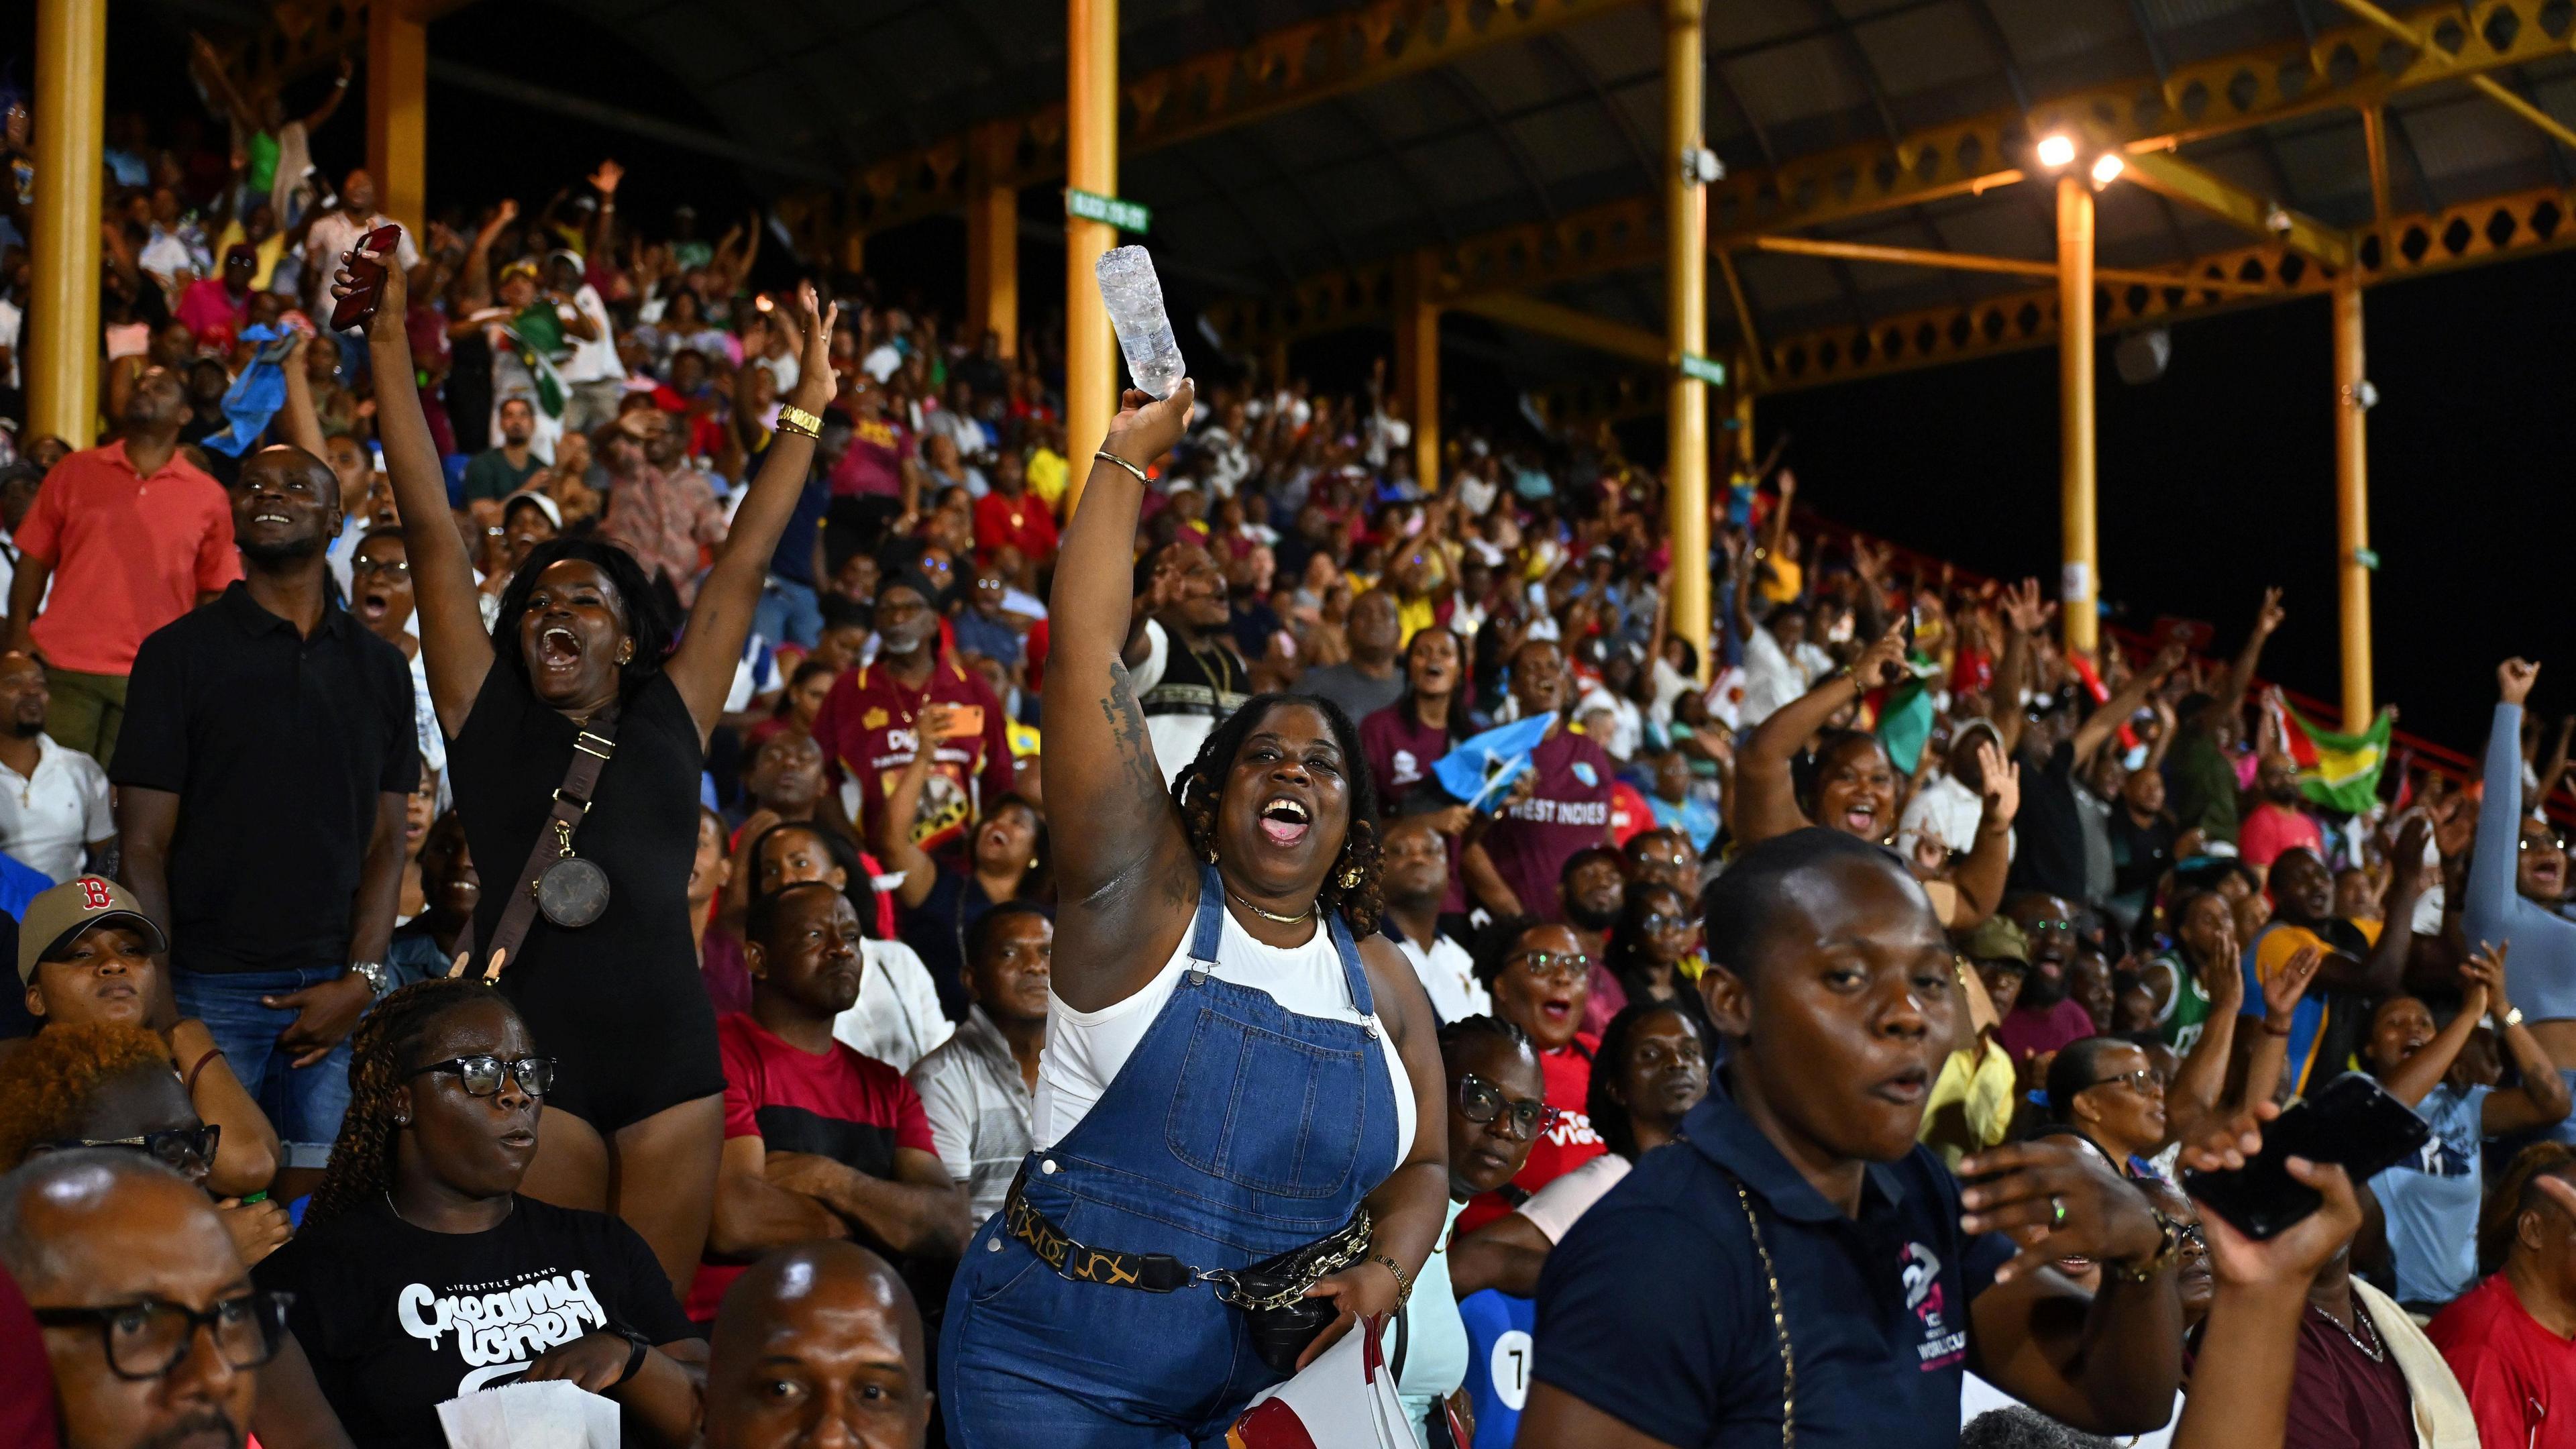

{"left": 2102, "top": 1210, "right": 2188, "bottom": 1285}
{"left": 346, "top": 962, "right": 392, "bottom": 997}
{"left": 2496, "top": 1005, "right": 2526, "bottom": 1029}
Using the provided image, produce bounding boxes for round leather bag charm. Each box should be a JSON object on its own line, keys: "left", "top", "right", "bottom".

{"left": 535, "top": 856, "right": 611, "bottom": 928}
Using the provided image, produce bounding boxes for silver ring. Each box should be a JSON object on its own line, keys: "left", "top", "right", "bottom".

{"left": 2049, "top": 1194, "right": 2068, "bottom": 1228}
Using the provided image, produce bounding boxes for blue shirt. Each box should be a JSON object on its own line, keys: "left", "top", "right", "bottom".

{"left": 2368, "top": 1081, "right": 2491, "bottom": 1305}
{"left": 1533, "top": 1093, "right": 2015, "bottom": 1448}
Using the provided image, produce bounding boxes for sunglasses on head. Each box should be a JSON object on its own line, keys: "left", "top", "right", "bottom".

{"left": 407, "top": 1055, "right": 556, "bottom": 1097}
{"left": 44, "top": 1124, "right": 219, "bottom": 1173}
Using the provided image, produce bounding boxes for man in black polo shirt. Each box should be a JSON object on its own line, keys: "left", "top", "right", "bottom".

{"left": 113, "top": 442, "right": 415, "bottom": 1192}
{"left": 1521, "top": 829, "right": 2186, "bottom": 1449}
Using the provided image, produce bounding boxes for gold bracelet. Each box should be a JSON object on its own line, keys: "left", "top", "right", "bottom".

{"left": 1371, "top": 1251, "right": 1414, "bottom": 1307}
{"left": 775, "top": 402, "right": 822, "bottom": 439}
{"left": 1093, "top": 449, "right": 1150, "bottom": 485}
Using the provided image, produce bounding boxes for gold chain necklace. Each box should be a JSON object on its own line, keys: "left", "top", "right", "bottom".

{"left": 1228, "top": 888, "right": 1315, "bottom": 924}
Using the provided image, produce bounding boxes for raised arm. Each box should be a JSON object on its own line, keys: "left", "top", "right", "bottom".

{"left": 2072, "top": 644, "right": 2184, "bottom": 769}
{"left": 1040, "top": 382, "right": 1201, "bottom": 1012}
{"left": 2198, "top": 588, "right": 2284, "bottom": 739}
{"left": 2481, "top": 943, "right": 2576, "bottom": 1134}
{"left": 1733, "top": 627, "right": 1908, "bottom": 848}
{"left": 876, "top": 724, "right": 945, "bottom": 911}
{"left": 1943, "top": 741, "right": 2020, "bottom": 929}
{"left": 1992, "top": 580, "right": 2053, "bottom": 760}
{"left": 300, "top": 56, "right": 353, "bottom": 135}
{"left": 276, "top": 331, "right": 326, "bottom": 458}
{"left": 2379, "top": 949, "right": 2493, "bottom": 1108}
{"left": 664, "top": 284, "right": 838, "bottom": 741}
{"left": 2463, "top": 660, "right": 2557, "bottom": 975}
{"left": 349, "top": 235, "right": 491, "bottom": 736}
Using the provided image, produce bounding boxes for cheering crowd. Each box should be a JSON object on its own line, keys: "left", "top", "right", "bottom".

{"left": 0, "top": 90, "right": 2573, "bottom": 1449}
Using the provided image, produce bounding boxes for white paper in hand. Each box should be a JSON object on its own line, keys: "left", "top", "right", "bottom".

{"left": 435, "top": 1378, "right": 621, "bottom": 1449}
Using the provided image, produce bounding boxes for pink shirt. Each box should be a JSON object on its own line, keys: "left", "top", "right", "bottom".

{"left": 15, "top": 442, "right": 241, "bottom": 676}
{"left": 2240, "top": 801, "right": 2326, "bottom": 873}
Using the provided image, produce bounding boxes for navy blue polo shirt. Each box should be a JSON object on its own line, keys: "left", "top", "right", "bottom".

{"left": 1532, "top": 1093, "right": 2015, "bottom": 1448}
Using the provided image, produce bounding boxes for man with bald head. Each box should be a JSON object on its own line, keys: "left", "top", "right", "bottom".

{"left": 115, "top": 440, "right": 417, "bottom": 1193}
{"left": 4, "top": 364, "right": 241, "bottom": 767}
{"left": 706, "top": 1242, "right": 930, "bottom": 1449}
{"left": 0, "top": 1150, "right": 270, "bottom": 1448}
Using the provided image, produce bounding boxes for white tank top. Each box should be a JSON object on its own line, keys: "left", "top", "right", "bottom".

{"left": 1034, "top": 904, "right": 1417, "bottom": 1161}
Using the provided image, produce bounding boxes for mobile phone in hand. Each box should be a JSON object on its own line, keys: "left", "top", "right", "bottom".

{"left": 941, "top": 704, "right": 985, "bottom": 741}
{"left": 2182, "top": 1074, "right": 2430, "bottom": 1240}
{"left": 329, "top": 223, "right": 405, "bottom": 333}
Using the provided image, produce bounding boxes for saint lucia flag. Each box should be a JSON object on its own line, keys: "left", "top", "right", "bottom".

{"left": 1434, "top": 713, "right": 1557, "bottom": 813}
{"left": 2266, "top": 695, "right": 2394, "bottom": 815}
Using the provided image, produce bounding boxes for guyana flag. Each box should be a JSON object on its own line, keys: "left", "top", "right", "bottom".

{"left": 2265, "top": 694, "right": 2395, "bottom": 814}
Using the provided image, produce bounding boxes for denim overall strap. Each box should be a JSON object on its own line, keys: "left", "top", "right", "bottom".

{"left": 1324, "top": 908, "right": 1374, "bottom": 1017}
{"left": 1187, "top": 863, "right": 1228, "bottom": 971}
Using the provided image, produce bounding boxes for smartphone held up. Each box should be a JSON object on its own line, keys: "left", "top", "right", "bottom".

{"left": 2182, "top": 1074, "right": 2430, "bottom": 1240}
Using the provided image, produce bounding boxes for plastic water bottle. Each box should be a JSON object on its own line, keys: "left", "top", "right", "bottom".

{"left": 1095, "top": 246, "right": 1187, "bottom": 399}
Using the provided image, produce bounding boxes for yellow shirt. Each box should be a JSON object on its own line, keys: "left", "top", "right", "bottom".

{"left": 1027, "top": 448, "right": 1069, "bottom": 513}
{"left": 211, "top": 221, "right": 287, "bottom": 291}
{"left": 1758, "top": 554, "right": 1804, "bottom": 604}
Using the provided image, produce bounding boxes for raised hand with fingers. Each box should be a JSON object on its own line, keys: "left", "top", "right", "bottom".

{"left": 1957, "top": 1138, "right": 2165, "bottom": 1284}
{"left": 2000, "top": 578, "right": 2056, "bottom": 637}
{"left": 1848, "top": 626, "right": 1911, "bottom": 691}
{"left": 2261, "top": 944, "right": 2322, "bottom": 1032}
{"left": 1976, "top": 741, "right": 2019, "bottom": 828}
{"left": 2501, "top": 657, "right": 2541, "bottom": 706}
{"left": 2254, "top": 586, "right": 2286, "bottom": 637}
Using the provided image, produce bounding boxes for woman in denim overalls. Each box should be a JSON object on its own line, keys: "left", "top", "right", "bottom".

{"left": 942, "top": 381, "right": 1450, "bottom": 1447}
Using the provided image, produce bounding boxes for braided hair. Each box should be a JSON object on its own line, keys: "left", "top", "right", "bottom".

{"left": 1173, "top": 692, "right": 1385, "bottom": 934}
{"left": 303, "top": 977, "right": 515, "bottom": 1228}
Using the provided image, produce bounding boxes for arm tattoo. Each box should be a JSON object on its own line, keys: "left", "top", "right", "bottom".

{"left": 1102, "top": 659, "right": 1193, "bottom": 910}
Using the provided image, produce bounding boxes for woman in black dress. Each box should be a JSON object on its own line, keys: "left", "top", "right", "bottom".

{"left": 353, "top": 244, "right": 841, "bottom": 1293}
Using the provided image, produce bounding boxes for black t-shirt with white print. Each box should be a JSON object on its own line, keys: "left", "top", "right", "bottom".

{"left": 254, "top": 1195, "right": 692, "bottom": 1449}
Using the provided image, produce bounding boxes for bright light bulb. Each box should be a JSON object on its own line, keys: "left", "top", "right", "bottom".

{"left": 2036, "top": 134, "right": 2078, "bottom": 169}
{"left": 2091, "top": 152, "right": 2125, "bottom": 184}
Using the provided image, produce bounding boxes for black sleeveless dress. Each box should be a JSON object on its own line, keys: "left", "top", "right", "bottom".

{"left": 447, "top": 665, "right": 723, "bottom": 1132}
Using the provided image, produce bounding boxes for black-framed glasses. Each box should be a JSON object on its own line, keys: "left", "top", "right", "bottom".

{"left": 2084, "top": 1067, "right": 2163, "bottom": 1097}
{"left": 2023, "top": 918, "right": 2078, "bottom": 937}
{"left": 1457, "top": 1072, "right": 1560, "bottom": 1141}
{"left": 407, "top": 1055, "right": 556, "bottom": 1097}
{"left": 46, "top": 1124, "right": 220, "bottom": 1174}
{"left": 1507, "top": 950, "right": 1591, "bottom": 984}
{"left": 1640, "top": 912, "right": 1690, "bottom": 934}
{"left": 350, "top": 557, "right": 411, "bottom": 577}
{"left": 33, "top": 1291, "right": 292, "bottom": 1380}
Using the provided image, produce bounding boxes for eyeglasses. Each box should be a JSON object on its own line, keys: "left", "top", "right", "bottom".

{"left": 1640, "top": 912, "right": 1689, "bottom": 933}
{"left": 407, "top": 1055, "right": 556, "bottom": 1097}
{"left": 2521, "top": 834, "right": 2569, "bottom": 853}
{"left": 34, "top": 1291, "right": 292, "bottom": 1380}
{"left": 1507, "top": 950, "right": 1591, "bottom": 984}
{"left": 2022, "top": 918, "right": 2078, "bottom": 936}
{"left": 350, "top": 557, "right": 411, "bottom": 577}
{"left": 46, "top": 1124, "right": 220, "bottom": 1173}
{"left": 2084, "top": 1067, "right": 2163, "bottom": 1097}
{"left": 2178, "top": 1222, "right": 2208, "bottom": 1254}
{"left": 1456, "top": 1073, "right": 1559, "bottom": 1141}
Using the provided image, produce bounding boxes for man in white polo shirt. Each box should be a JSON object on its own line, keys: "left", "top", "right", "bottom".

{"left": 0, "top": 651, "right": 111, "bottom": 883}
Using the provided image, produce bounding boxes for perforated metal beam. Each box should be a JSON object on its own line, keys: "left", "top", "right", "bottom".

{"left": 1450, "top": 288, "right": 1670, "bottom": 364}
{"left": 1209, "top": 0, "right": 2576, "bottom": 352}
{"left": 2118, "top": 149, "right": 2355, "bottom": 268}
{"left": 820, "top": 0, "right": 1642, "bottom": 241}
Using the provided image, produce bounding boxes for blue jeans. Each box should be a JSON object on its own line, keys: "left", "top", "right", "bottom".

{"left": 753, "top": 576, "right": 824, "bottom": 651}
{"left": 174, "top": 967, "right": 357, "bottom": 1170}
{"left": 941, "top": 867, "right": 1400, "bottom": 1446}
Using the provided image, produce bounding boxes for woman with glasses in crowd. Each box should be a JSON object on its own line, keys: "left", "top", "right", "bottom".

{"left": 1451, "top": 1000, "right": 1713, "bottom": 1300}
{"left": 1460, "top": 917, "right": 1604, "bottom": 1232}
{"left": 1601, "top": 882, "right": 1712, "bottom": 1032}
{"left": 254, "top": 978, "right": 704, "bottom": 1449}
{"left": 2045, "top": 1036, "right": 2174, "bottom": 1183}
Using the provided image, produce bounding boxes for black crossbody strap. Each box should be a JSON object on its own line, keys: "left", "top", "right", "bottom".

{"left": 453, "top": 724, "right": 616, "bottom": 982}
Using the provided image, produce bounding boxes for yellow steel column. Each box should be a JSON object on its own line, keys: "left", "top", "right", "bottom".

{"left": 1664, "top": 0, "right": 1711, "bottom": 676}
{"left": 1393, "top": 254, "right": 1440, "bottom": 495}
{"left": 2055, "top": 174, "right": 2099, "bottom": 656}
{"left": 366, "top": 1, "right": 428, "bottom": 238}
{"left": 28, "top": 0, "right": 107, "bottom": 445}
{"left": 966, "top": 125, "right": 1019, "bottom": 360}
{"left": 2332, "top": 272, "right": 2373, "bottom": 731}
{"left": 1063, "top": 0, "right": 1118, "bottom": 518}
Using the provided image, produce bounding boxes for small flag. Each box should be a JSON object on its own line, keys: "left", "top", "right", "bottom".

{"left": 2265, "top": 695, "right": 2394, "bottom": 814}
{"left": 1434, "top": 713, "right": 1556, "bottom": 812}
{"left": 1876, "top": 656, "right": 1942, "bottom": 773}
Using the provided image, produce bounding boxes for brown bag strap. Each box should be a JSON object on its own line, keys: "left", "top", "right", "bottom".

{"left": 452, "top": 724, "right": 616, "bottom": 983}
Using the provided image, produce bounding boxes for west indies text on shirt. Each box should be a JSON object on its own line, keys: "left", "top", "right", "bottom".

{"left": 1481, "top": 727, "right": 1617, "bottom": 920}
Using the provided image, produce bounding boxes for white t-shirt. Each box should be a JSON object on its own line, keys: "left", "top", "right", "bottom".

{"left": 1034, "top": 894, "right": 1416, "bottom": 1163}
{"left": 829, "top": 937, "right": 957, "bottom": 1074}
{"left": 0, "top": 296, "right": 21, "bottom": 390}
{"left": 0, "top": 734, "right": 112, "bottom": 883}
{"left": 304, "top": 211, "right": 421, "bottom": 326}
{"left": 1128, "top": 619, "right": 1218, "bottom": 790}
{"left": 1737, "top": 626, "right": 1831, "bottom": 729}
{"left": 1515, "top": 1152, "right": 1631, "bottom": 1244}
{"left": 554, "top": 283, "right": 624, "bottom": 384}
{"left": 1961, "top": 1375, "right": 2180, "bottom": 1449}
{"left": 1393, "top": 929, "right": 1489, "bottom": 1024}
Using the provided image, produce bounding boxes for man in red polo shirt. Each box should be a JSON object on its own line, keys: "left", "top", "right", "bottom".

{"left": 4, "top": 366, "right": 241, "bottom": 766}
{"left": 812, "top": 572, "right": 1014, "bottom": 858}
{"left": 972, "top": 450, "right": 1057, "bottom": 572}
